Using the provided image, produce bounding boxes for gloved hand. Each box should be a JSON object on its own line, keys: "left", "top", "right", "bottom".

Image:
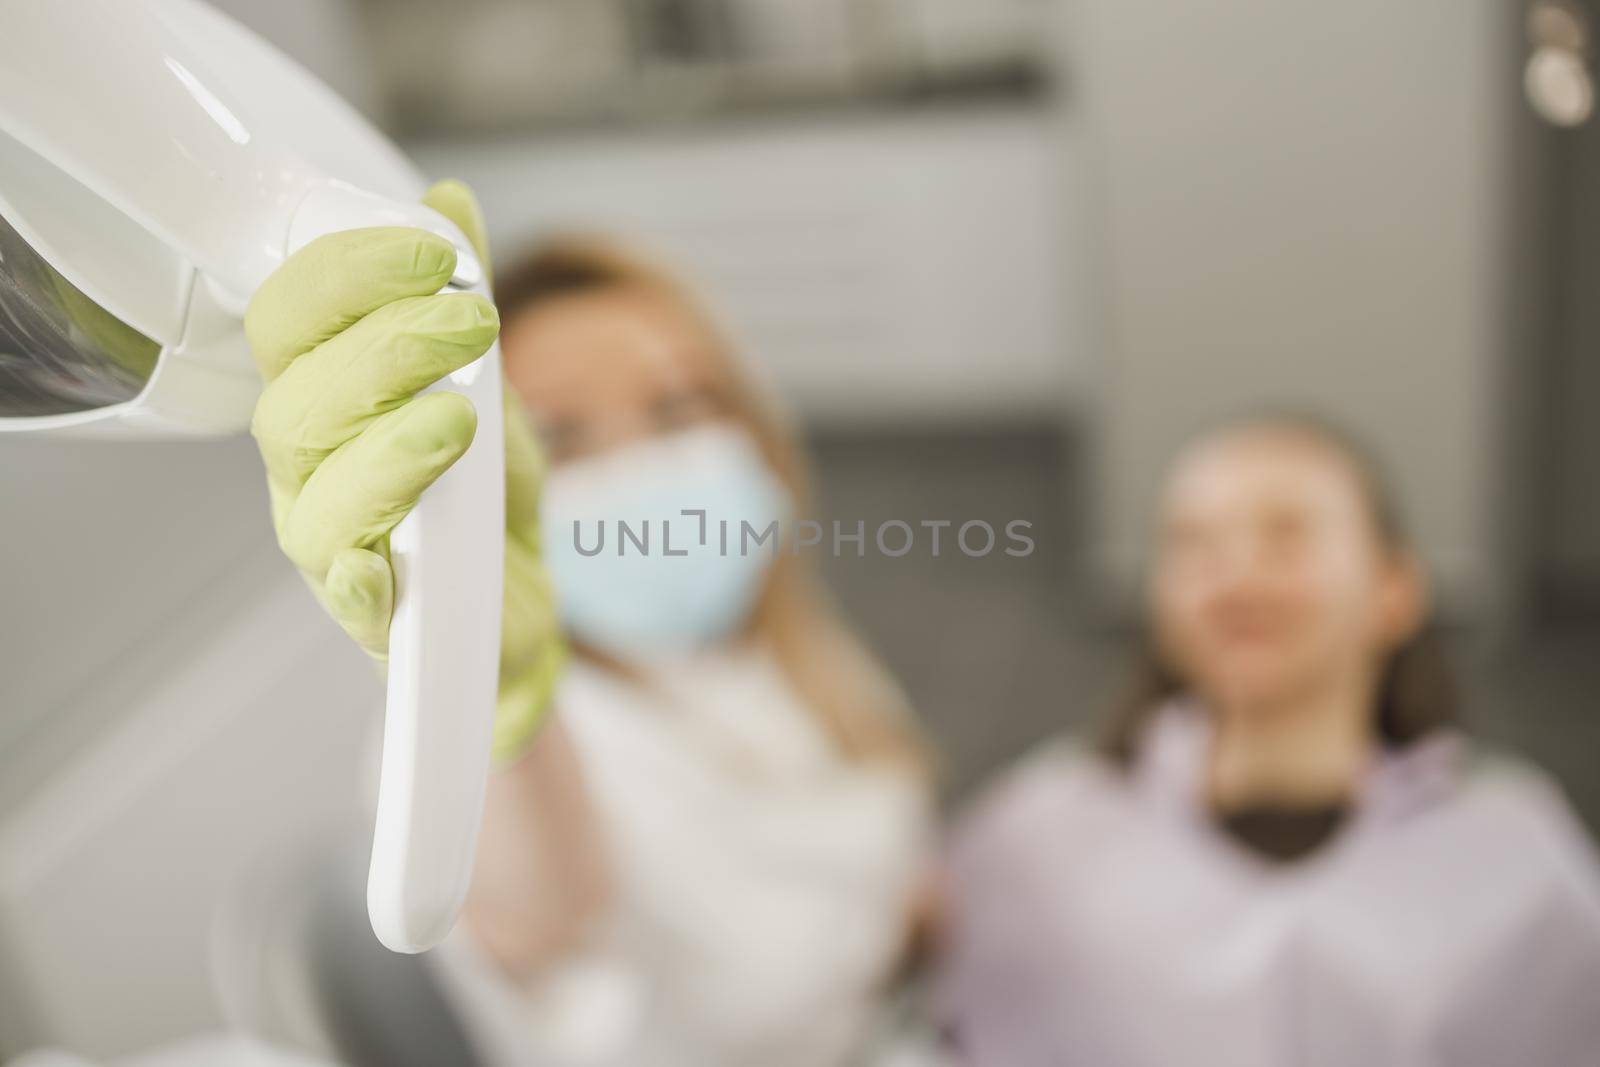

{"left": 246, "top": 180, "right": 563, "bottom": 763}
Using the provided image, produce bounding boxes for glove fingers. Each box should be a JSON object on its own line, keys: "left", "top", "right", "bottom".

{"left": 279, "top": 392, "right": 478, "bottom": 579}
{"left": 503, "top": 392, "right": 547, "bottom": 536}
{"left": 252, "top": 292, "right": 499, "bottom": 491}
{"left": 493, "top": 643, "right": 566, "bottom": 766}
{"left": 420, "top": 182, "right": 545, "bottom": 533}
{"left": 501, "top": 533, "right": 558, "bottom": 673}
{"left": 245, "top": 227, "right": 460, "bottom": 382}
{"left": 324, "top": 547, "right": 395, "bottom": 657}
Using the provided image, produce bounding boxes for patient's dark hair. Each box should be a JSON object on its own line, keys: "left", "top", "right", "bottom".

{"left": 494, "top": 241, "right": 622, "bottom": 313}
{"left": 1099, "top": 413, "right": 1459, "bottom": 766}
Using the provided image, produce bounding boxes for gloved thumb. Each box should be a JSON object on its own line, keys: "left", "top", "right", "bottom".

{"left": 422, "top": 179, "right": 493, "bottom": 283}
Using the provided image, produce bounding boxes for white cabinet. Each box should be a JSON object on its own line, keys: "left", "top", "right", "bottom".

{"left": 410, "top": 105, "right": 1081, "bottom": 422}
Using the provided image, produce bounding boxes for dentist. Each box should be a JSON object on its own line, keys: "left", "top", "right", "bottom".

{"left": 244, "top": 188, "right": 934, "bottom": 1067}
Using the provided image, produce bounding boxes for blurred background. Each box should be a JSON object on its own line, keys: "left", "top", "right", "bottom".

{"left": 2, "top": 0, "right": 1598, "bottom": 1059}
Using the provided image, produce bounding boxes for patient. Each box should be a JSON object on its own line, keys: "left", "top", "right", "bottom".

{"left": 431, "top": 238, "right": 935, "bottom": 1067}
{"left": 938, "top": 415, "right": 1600, "bottom": 1066}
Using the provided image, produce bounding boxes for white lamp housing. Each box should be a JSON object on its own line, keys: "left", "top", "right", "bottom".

{"left": 0, "top": 0, "right": 505, "bottom": 954}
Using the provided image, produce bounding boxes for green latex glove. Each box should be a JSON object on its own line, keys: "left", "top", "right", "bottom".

{"left": 246, "top": 180, "right": 564, "bottom": 763}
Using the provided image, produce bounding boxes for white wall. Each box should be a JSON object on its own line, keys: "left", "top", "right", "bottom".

{"left": 0, "top": 440, "right": 378, "bottom": 1058}
{"left": 1075, "top": 0, "right": 1514, "bottom": 614}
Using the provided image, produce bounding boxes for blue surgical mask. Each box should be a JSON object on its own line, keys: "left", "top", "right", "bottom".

{"left": 541, "top": 424, "right": 792, "bottom": 663}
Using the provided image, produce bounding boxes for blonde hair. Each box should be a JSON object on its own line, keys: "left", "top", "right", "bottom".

{"left": 496, "top": 236, "right": 932, "bottom": 775}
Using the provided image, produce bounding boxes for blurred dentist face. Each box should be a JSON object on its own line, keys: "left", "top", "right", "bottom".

{"left": 1151, "top": 428, "right": 1418, "bottom": 714}
{"left": 500, "top": 283, "right": 789, "bottom": 660}
{"left": 501, "top": 283, "right": 732, "bottom": 464}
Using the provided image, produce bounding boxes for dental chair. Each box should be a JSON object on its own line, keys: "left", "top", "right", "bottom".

{"left": 214, "top": 835, "right": 483, "bottom": 1067}
{"left": 216, "top": 836, "right": 951, "bottom": 1067}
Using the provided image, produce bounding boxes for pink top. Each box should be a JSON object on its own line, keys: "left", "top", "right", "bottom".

{"left": 939, "top": 704, "right": 1600, "bottom": 1067}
